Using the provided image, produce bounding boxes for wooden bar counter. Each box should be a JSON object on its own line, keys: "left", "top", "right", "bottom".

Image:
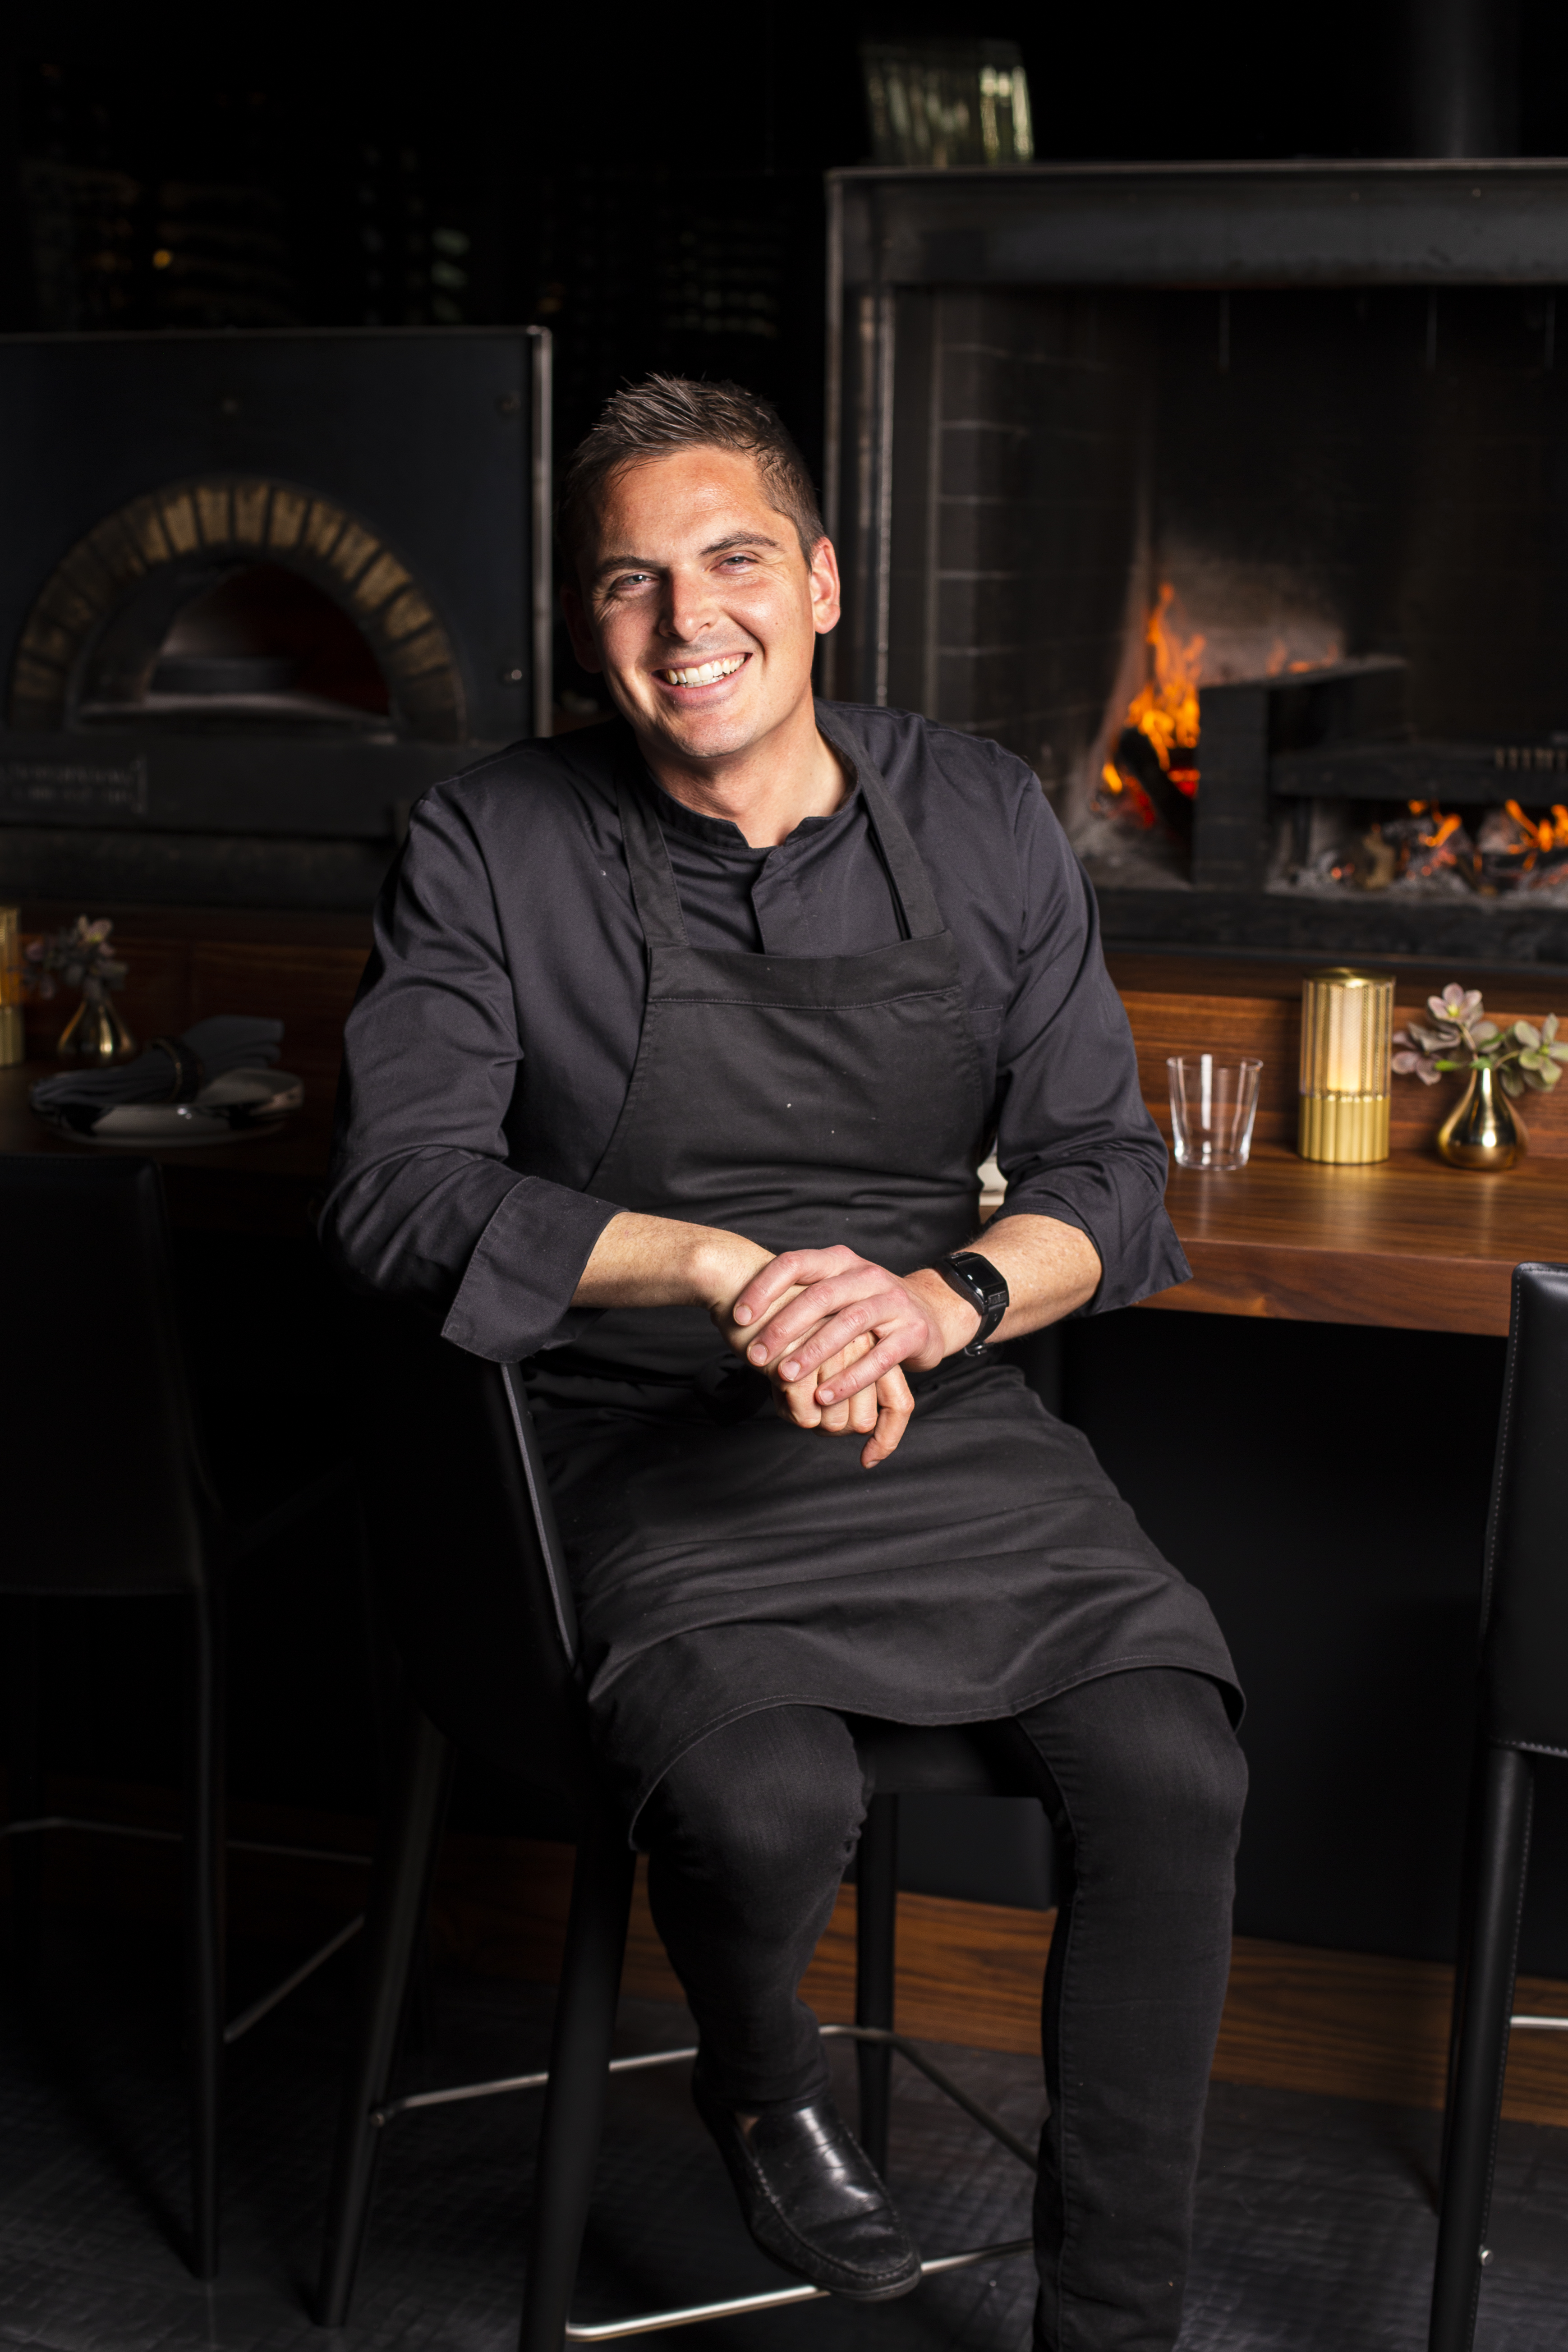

{"left": 1108, "top": 949, "right": 1568, "bottom": 1338}
{"left": 1152, "top": 1142, "right": 1568, "bottom": 1337}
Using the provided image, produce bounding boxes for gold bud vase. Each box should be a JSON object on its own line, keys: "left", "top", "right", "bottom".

{"left": 56, "top": 986, "right": 136, "bottom": 1065}
{"left": 1436, "top": 1063, "right": 1527, "bottom": 1172}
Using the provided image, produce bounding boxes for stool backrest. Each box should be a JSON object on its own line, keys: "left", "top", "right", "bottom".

{"left": 351, "top": 1308, "right": 594, "bottom": 1809}
{"left": 1480, "top": 1261, "right": 1568, "bottom": 1753}
{"left": 0, "top": 1154, "right": 210, "bottom": 1594}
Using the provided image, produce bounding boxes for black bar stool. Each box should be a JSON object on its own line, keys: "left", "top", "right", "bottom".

{"left": 1430, "top": 1261, "right": 1568, "bottom": 2352}
{"left": 316, "top": 1327, "right": 1044, "bottom": 2343}
{"left": 0, "top": 1154, "right": 363, "bottom": 2279}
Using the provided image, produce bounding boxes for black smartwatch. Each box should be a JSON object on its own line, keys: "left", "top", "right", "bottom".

{"left": 927, "top": 1251, "right": 1010, "bottom": 1358}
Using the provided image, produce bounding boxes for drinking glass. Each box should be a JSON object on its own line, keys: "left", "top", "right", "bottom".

{"left": 1166, "top": 1055, "right": 1262, "bottom": 1171}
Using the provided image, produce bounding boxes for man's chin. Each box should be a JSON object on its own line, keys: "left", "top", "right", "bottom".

{"left": 633, "top": 699, "right": 773, "bottom": 766}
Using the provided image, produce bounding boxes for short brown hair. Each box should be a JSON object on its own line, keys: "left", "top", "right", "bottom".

{"left": 557, "top": 375, "right": 826, "bottom": 574}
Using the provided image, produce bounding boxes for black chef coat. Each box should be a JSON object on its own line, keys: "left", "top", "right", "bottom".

{"left": 322, "top": 702, "right": 1190, "bottom": 1353}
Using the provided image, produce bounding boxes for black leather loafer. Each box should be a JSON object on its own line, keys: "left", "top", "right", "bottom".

{"left": 693, "top": 2076, "right": 922, "bottom": 2302}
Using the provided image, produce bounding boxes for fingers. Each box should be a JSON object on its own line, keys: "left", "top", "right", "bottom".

{"left": 731, "top": 1246, "right": 863, "bottom": 1333}
{"left": 743, "top": 1269, "right": 889, "bottom": 1365}
{"left": 767, "top": 1295, "right": 905, "bottom": 1384}
{"left": 821, "top": 1341, "right": 881, "bottom": 1436}
{"left": 774, "top": 1335, "right": 872, "bottom": 1433}
{"left": 813, "top": 1332, "right": 922, "bottom": 1407}
{"left": 861, "top": 1366, "right": 915, "bottom": 1467}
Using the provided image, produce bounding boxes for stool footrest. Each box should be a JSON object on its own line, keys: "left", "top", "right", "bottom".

{"left": 558, "top": 2025, "right": 1038, "bottom": 2343}
{"left": 563, "top": 2236, "right": 1035, "bottom": 2342}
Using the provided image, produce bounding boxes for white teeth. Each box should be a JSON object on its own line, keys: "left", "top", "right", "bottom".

{"left": 662, "top": 655, "right": 745, "bottom": 687}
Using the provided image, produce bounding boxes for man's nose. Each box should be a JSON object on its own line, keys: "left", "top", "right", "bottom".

{"left": 659, "top": 567, "right": 719, "bottom": 643}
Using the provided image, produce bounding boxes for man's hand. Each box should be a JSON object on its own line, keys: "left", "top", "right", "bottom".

{"left": 729, "top": 1248, "right": 976, "bottom": 1390}
{"left": 725, "top": 1218, "right": 1104, "bottom": 1464}
{"left": 572, "top": 1210, "right": 1102, "bottom": 1471}
{"left": 723, "top": 1248, "right": 980, "bottom": 1467}
{"left": 570, "top": 1212, "right": 910, "bottom": 1463}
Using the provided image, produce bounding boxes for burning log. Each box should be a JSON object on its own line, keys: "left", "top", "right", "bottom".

{"left": 1098, "top": 582, "right": 1203, "bottom": 841}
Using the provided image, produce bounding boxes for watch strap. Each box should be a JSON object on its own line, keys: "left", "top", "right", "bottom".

{"left": 929, "top": 1250, "right": 1009, "bottom": 1357}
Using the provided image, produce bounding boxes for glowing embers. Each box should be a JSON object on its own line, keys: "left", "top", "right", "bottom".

{"left": 1096, "top": 584, "right": 1204, "bottom": 835}
{"left": 1302, "top": 798, "right": 1568, "bottom": 896}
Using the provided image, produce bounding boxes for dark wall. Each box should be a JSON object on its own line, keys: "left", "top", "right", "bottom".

{"left": 8, "top": 0, "right": 1568, "bottom": 473}
{"left": 882, "top": 287, "right": 1149, "bottom": 785}
{"left": 1154, "top": 287, "right": 1568, "bottom": 741}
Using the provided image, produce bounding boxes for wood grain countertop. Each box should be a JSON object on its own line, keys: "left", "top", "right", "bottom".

{"left": 1150, "top": 1140, "right": 1568, "bottom": 1337}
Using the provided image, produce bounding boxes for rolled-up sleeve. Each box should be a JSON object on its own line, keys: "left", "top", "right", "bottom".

{"left": 320, "top": 787, "right": 621, "bottom": 1360}
{"left": 986, "top": 792, "right": 1189, "bottom": 1314}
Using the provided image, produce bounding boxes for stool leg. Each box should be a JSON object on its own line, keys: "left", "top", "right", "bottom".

{"left": 6, "top": 1598, "right": 44, "bottom": 1970}
{"left": 855, "top": 1793, "right": 899, "bottom": 2177}
{"left": 1429, "top": 1743, "right": 1534, "bottom": 2352}
{"left": 188, "top": 1581, "right": 225, "bottom": 2282}
{"left": 316, "top": 1704, "right": 454, "bottom": 2328}
{"left": 519, "top": 1812, "right": 636, "bottom": 2352}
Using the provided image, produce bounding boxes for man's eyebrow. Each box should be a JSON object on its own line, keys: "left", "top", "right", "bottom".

{"left": 701, "top": 530, "right": 784, "bottom": 556}
{"left": 592, "top": 529, "right": 784, "bottom": 581}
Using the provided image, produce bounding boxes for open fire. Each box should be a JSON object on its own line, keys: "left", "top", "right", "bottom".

{"left": 1089, "top": 584, "right": 1568, "bottom": 900}
{"left": 1096, "top": 585, "right": 1202, "bottom": 832}
{"left": 1095, "top": 584, "right": 1339, "bottom": 837}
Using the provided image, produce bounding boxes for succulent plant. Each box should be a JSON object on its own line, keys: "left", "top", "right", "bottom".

{"left": 1393, "top": 992, "right": 1568, "bottom": 1092}
{"left": 23, "top": 916, "right": 128, "bottom": 1004}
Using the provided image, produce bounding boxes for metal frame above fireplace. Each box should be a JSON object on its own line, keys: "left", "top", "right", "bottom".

{"left": 823, "top": 162, "right": 1568, "bottom": 965}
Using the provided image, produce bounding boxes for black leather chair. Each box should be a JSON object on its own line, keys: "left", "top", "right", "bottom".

{"left": 0, "top": 1153, "right": 363, "bottom": 2279}
{"left": 1430, "top": 1262, "right": 1568, "bottom": 2352}
{"left": 316, "top": 1324, "right": 1044, "bottom": 2345}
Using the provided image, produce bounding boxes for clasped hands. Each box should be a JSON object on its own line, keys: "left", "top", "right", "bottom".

{"left": 713, "top": 1244, "right": 981, "bottom": 1468}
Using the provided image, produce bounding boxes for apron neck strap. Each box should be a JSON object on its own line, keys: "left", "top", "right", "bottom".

{"left": 614, "top": 768, "right": 690, "bottom": 950}
{"left": 839, "top": 751, "right": 946, "bottom": 942}
{"left": 613, "top": 726, "right": 947, "bottom": 949}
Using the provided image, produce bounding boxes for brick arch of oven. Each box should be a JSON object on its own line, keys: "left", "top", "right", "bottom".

{"left": 6, "top": 475, "right": 467, "bottom": 743}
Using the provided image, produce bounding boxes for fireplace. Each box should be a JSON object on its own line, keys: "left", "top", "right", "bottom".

{"left": 824, "top": 163, "right": 1568, "bottom": 965}
{"left": 0, "top": 327, "right": 551, "bottom": 910}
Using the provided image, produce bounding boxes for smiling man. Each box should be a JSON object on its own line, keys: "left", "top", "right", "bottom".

{"left": 325, "top": 377, "right": 1243, "bottom": 2352}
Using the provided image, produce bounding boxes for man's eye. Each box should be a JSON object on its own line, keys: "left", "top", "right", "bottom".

{"left": 720, "top": 554, "right": 757, "bottom": 570}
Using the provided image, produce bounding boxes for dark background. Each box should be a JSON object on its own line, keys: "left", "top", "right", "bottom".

{"left": 6, "top": 0, "right": 1568, "bottom": 492}
{"left": 7, "top": 4, "right": 1568, "bottom": 1971}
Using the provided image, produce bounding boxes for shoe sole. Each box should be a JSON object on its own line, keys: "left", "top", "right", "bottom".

{"left": 830, "top": 2269, "right": 924, "bottom": 2304}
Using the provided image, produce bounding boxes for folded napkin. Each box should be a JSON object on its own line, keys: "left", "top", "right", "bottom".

{"left": 31, "top": 1015, "right": 283, "bottom": 1116}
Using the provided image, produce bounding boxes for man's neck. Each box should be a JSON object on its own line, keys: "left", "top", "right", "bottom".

{"left": 639, "top": 695, "right": 848, "bottom": 849}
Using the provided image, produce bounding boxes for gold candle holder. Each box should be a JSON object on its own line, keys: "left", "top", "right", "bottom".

{"left": 0, "top": 906, "right": 22, "bottom": 1069}
{"left": 1298, "top": 967, "right": 1394, "bottom": 1164}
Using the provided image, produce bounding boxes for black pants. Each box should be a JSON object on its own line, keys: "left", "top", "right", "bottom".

{"left": 639, "top": 1668, "right": 1246, "bottom": 2352}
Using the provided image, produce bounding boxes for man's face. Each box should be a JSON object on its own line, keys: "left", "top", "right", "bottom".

{"left": 562, "top": 446, "right": 840, "bottom": 767}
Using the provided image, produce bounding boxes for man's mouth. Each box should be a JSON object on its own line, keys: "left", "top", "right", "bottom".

{"left": 656, "top": 653, "right": 749, "bottom": 689}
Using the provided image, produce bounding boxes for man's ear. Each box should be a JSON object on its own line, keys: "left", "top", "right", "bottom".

{"left": 561, "top": 582, "right": 603, "bottom": 674}
{"left": 808, "top": 535, "right": 842, "bottom": 637}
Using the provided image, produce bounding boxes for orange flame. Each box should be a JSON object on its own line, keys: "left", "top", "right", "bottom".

{"left": 1099, "top": 759, "right": 1156, "bottom": 827}
{"left": 1407, "top": 802, "right": 1461, "bottom": 850}
{"left": 1123, "top": 584, "right": 1204, "bottom": 797}
{"left": 1504, "top": 799, "right": 1568, "bottom": 852}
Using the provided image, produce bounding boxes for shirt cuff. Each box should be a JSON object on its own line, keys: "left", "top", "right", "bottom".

{"left": 441, "top": 1176, "right": 623, "bottom": 1362}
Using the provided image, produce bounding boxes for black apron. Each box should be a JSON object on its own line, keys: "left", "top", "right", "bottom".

{"left": 524, "top": 742, "right": 1237, "bottom": 1831}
